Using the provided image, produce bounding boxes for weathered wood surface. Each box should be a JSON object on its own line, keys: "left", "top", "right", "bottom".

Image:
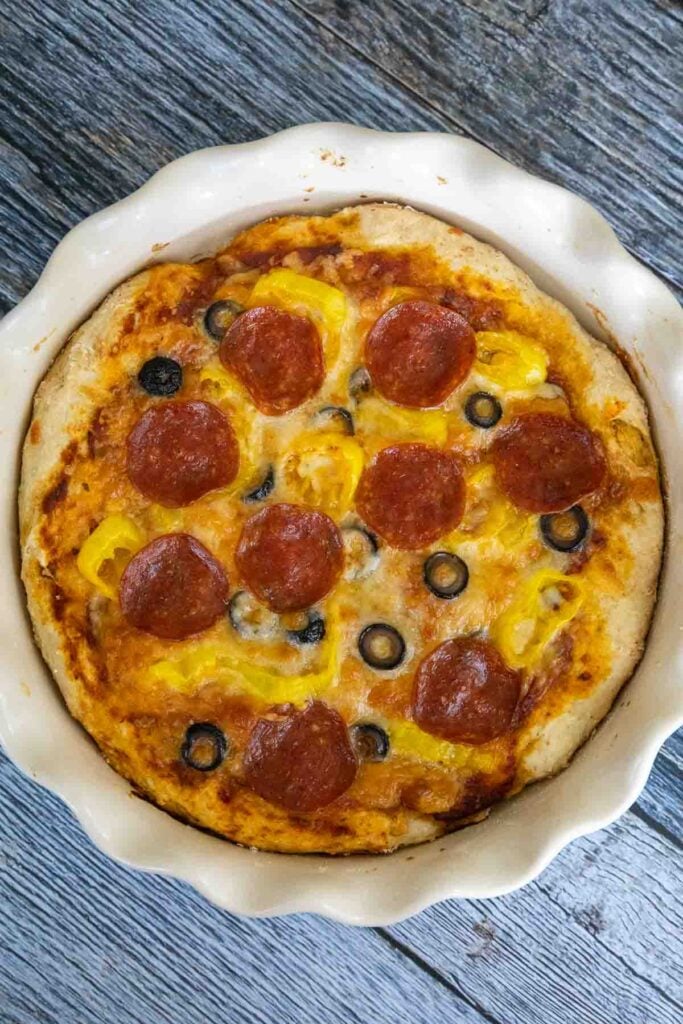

{"left": 0, "top": 1, "right": 681, "bottom": 1022}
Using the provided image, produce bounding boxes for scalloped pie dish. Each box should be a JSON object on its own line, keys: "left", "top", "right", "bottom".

{"left": 0, "top": 125, "right": 681, "bottom": 923}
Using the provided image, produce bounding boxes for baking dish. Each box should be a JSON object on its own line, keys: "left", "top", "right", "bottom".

{"left": 0, "top": 123, "right": 680, "bottom": 925}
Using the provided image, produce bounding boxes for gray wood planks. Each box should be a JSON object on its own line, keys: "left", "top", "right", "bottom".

{"left": 0, "top": 741, "right": 681, "bottom": 1024}
{"left": 295, "top": 0, "right": 682, "bottom": 294}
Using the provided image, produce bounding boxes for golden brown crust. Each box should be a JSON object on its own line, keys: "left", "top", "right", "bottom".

{"left": 20, "top": 203, "right": 664, "bottom": 853}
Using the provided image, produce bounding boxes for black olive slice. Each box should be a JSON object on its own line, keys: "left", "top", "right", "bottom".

{"left": 312, "top": 405, "right": 355, "bottom": 435}
{"left": 181, "top": 723, "right": 228, "bottom": 772}
{"left": 464, "top": 391, "right": 502, "bottom": 429}
{"left": 358, "top": 623, "right": 406, "bottom": 671}
{"left": 286, "top": 611, "right": 326, "bottom": 645}
{"left": 423, "top": 551, "right": 469, "bottom": 599}
{"left": 242, "top": 465, "right": 275, "bottom": 504}
{"left": 350, "top": 723, "right": 390, "bottom": 762}
{"left": 203, "top": 300, "right": 244, "bottom": 341}
{"left": 540, "top": 505, "right": 589, "bottom": 552}
{"left": 138, "top": 356, "right": 183, "bottom": 396}
{"left": 342, "top": 525, "right": 380, "bottom": 580}
{"left": 349, "top": 366, "right": 372, "bottom": 402}
{"left": 228, "top": 590, "right": 280, "bottom": 641}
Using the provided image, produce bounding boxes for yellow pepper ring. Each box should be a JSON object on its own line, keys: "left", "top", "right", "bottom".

{"left": 281, "top": 432, "right": 364, "bottom": 520}
{"left": 387, "top": 719, "right": 499, "bottom": 771}
{"left": 147, "top": 609, "right": 341, "bottom": 706}
{"left": 449, "top": 463, "right": 528, "bottom": 543}
{"left": 475, "top": 330, "right": 548, "bottom": 389}
{"left": 76, "top": 515, "right": 145, "bottom": 600}
{"left": 355, "top": 396, "right": 449, "bottom": 446}
{"left": 491, "top": 568, "right": 585, "bottom": 670}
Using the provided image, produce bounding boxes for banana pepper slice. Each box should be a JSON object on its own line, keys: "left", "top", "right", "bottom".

{"left": 76, "top": 515, "right": 145, "bottom": 599}
{"left": 249, "top": 268, "right": 347, "bottom": 363}
{"left": 281, "top": 431, "right": 364, "bottom": 520}
{"left": 147, "top": 609, "right": 341, "bottom": 705}
{"left": 491, "top": 568, "right": 585, "bottom": 669}
{"left": 355, "top": 396, "right": 448, "bottom": 446}
{"left": 449, "top": 464, "right": 532, "bottom": 545}
{"left": 388, "top": 719, "right": 499, "bottom": 770}
{"left": 475, "top": 330, "right": 548, "bottom": 390}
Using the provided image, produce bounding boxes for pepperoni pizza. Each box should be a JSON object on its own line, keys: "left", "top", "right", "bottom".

{"left": 20, "top": 204, "right": 663, "bottom": 853}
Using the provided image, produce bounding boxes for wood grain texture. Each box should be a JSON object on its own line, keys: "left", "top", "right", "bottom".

{"left": 0, "top": 754, "right": 488, "bottom": 1024}
{"left": 0, "top": 1, "right": 681, "bottom": 1022}
{"left": 0, "top": 742, "right": 681, "bottom": 1024}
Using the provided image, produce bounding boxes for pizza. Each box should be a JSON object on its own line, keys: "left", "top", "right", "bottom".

{"left": 19, "top": 204, "right": 664, "bottom": 854}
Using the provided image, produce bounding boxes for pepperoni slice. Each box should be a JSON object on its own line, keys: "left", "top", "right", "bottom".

{"left": 365, "top": 301, "right": 475, "bottom": 408}
{"left": 492, "top": 412, "right": 606, "bottom": 513}
{"left": 127, "top": 400, "right": 239, "bottom": 507}
{"left": 120, "top": 534, "right": 229, "bottom": 640}
{"left": 243, "top": 701, "right": 357, "bottom": 812}
{"left": 355, "top": 443, "right": 465, "bottom": 549}
{"left": 412, "top": 637, "right": 521, "bottom": 745}
{"left": 219, "top": 306, "right": 324, "bottom": 415}
{"left": 235, "top": 503, "right": 344, "bottom": 612}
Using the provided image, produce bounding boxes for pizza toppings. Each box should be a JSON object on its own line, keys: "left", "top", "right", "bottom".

{"left": 235, "top": 503, "right": 344, "bottom": 612}
{"left": 349, "top": 366, "right": 372, "bottom": 402}
{"left": 181, "top": 723, "right": 229, "bottom": 772}
{"left": 312, "top": 405, "right": 355, "bottom": 435}
{"left": 475, "top": 331, "right": 548, "bottom": 390}
{"left": 242, "top": 465, "right": 275, "bottom": 504}
{"left": 126, "top": 400, "right": 239, "bottom": 507}
{"left": 228, "top": 590, "right": 280, "bottom": 641}
{"left": 203, "top": 300, "right": 244, "bottom": 341}
{"left": 423, "top": 551, "right": 469, "bottom": 600}
{"left": 355, "top": 443, "right": 466, "bottom": 549}
{"left": 540, "top": 505, "right": 589, "bottom": 553}
{"left": 350, "top": 723, "right": 390, "bottom": 762}
{"left": 249, "top": 268, "right": 348, "bottom": 342}
{"left": 412, "top": 637, "right": 521, "bottom": 745}
{"left": 286, "top": 610, "right": 326, "bottom": 646}
{"left": 358, "top": 623, "right": 406, "bottom": 671}
{"left": 365, "top": 301, "right": 476, "bottom": 408}
{"left": 492, "top": 412, "right": 606, "bottom": 513}
{"left": 138, "top": 356, "right": 183, "bottom": 397}
{"left": 490, "top": 569, "right": 584, "bottom": 669}
{"left": 243, "top": 701, "right": 357, "bottom": 811}
{"left": 281, "top": 432, "right": 364, "bottom": 520}
{"left": 120, "top": 534, "right": 229, "bottom": 640}
{"left": 464, "top": 391, "right": 502, "bottom": 429}
{"left": 76, "top": 514, "right": 145, "bottom": 600}
{"left": 219, "top": 306, "right": 324, "bottom": 415}
{"left": 229, "top": 590, "right": 326, "bottom": 646}
{"left": 342, "top": 525, "right": 380, "bottom": 580}
{"left": 24, "top": 201, "right": 663, "bottom": 859}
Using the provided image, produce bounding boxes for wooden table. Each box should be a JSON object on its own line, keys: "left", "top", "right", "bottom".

{"left": 1, "top": 2, "right": 681, "bottom": 1021}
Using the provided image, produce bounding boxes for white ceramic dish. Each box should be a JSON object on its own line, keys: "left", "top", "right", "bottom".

{"left": 0, "top": 123, "right": 681, "bottom": 925}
